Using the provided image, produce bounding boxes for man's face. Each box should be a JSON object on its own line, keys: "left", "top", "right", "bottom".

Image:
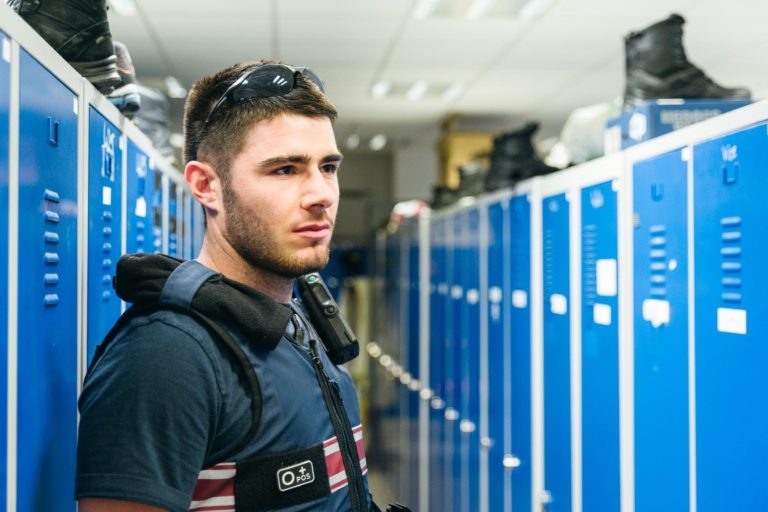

{"left": 220, "top": 113, "right": 341, "bottom": 278}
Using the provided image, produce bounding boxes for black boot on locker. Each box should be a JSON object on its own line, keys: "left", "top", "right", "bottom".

{"left": 108, "top": 41, "right": 141, "bottom": 117}
{"left": 623, "top": 13, "right": 751, "bottom": 106}
{"left": 484, "top": 122, "right": 556, "bottom": 192}
{"left": 455, "top": 160, "right": 486, "bottom": 199}
{"left": 429, "top": 184, "right": 458, "bottom": 210}
{"left": 8, "top": 0, "right": 120, "bottom": 94}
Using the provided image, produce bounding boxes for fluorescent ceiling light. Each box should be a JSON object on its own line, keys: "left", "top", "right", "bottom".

{"left": 465, "top": 0, "right": 496, "bottom": 19}
{"left": 371, "top": 80, "right": 391, "bottom": 99}
{"left": 108, "top": 0, "right": 137, "bottom": 16}
{"left": 164, "top": 76, "right": 187, "bottom": 99}
{"left": 442, "top": 82, "right": 464, "bottom": 101}
{"left": 406, "top": 80, "right": 429, "bottom": 101}
{"left": 369, "top": 134, "right": 387, "bottom": 151}
{"left": 412, "top": 0, "right": 441, "bottom": 19}
{"left": 518, "top": 0, "right": 555, "bottom": 19}
{"left": 346, "top": 134, "right": 360, "bottom": 149}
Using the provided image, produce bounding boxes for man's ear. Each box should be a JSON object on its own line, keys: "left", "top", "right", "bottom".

{"left": 185, "top": 160, "right": 221, "bottom": 214}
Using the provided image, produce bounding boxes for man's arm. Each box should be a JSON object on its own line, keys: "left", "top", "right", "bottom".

{"left": 78, "top": 498, "right": 168, "bottom": 511}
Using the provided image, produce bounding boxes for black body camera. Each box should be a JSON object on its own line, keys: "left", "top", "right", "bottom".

{"left": 297, "top": 273, "right": 359, "bottom": 364}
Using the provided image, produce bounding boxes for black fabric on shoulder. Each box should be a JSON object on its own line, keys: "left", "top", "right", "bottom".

{"left": 114, "top": 253, "right": 292, "bottom": 350}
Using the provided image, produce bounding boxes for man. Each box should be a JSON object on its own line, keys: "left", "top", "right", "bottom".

{"left": 76, "top": 61, "right": 372, "bottom": 511}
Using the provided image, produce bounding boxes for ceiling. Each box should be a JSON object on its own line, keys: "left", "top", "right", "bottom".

{"left": 106, "top": 0, "right": 768, "bottom": 152}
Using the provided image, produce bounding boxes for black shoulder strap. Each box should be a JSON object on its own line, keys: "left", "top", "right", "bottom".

{"left": 86, "top": 261, "right": 263, "bottom": 458}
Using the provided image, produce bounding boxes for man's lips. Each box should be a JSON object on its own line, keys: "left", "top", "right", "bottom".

{"left": 294, "top": 223, "right": 331, "bottom": 239}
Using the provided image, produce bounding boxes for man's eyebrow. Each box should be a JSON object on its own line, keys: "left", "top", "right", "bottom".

{"left": 258, "top": 153, "right": 344, "bottom": 167}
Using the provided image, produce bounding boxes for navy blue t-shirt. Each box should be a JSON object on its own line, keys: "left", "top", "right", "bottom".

{"left": 76, "top": 309, "right": 253, "bottom": 511}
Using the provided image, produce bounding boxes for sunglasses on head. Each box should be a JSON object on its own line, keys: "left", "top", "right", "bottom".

{"left": 202, "top": 64, "right": 326, "bottom": 128}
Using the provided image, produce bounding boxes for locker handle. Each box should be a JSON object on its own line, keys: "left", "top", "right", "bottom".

{"left": 47, "top": 117, "right": 59, "bottom": 147}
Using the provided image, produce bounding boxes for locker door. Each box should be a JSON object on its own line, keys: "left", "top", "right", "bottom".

{"left": 402, "top": 222, "right": 420, "bottom": 507}
{"left": 486, "top": 200, "right": 507, "bottom": 511}
{"left": 508, "top": 195, "right": 532, "bottom": 512}
{"left": 17, "top": 49, "right": 79, "bottom": 511}
{"left": 693, "top": 123, "right": 768, "bottom": 511}
{"left": 632, "top": 150, "right": 689, "bottom": 511}
{"left": 581, "top": 180, "right": 619, "bottom": 512}
{"left": 461, "top": 208, "right": 481, "bottom": 511}
{"left": 125, "top": 141, "right": 155, "bottom": 254}
{"left": 429, "top": 216, "right": 448, "bottom": 512}
{"left": 152, "top": 168, "right": 163, "bottom": 253}
{"left": 542, "top": 193, "right": 572, "bottom": 512}
{"left": 86, "top": 107, "right": 123, "bottom": 363}
{"left": 445, "top": 213, "right": 465, "bottom": 511}
{"left": 191, "top": 196, "right": 204, "bottom": 255}
{"left": 0, "top": 30, "right": 10, "bottom": 508}
{"left": 167, "top": 176, "right": 179, "bottom": 257}
{"left": 183, "top": 189, "right": 193, "bottom": 258}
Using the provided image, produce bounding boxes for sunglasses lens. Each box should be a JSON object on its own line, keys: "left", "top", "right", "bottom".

{"left": 301, "top": 67, "right": 326, "bottom": 92}
{"left": 230, "top": 66, "right": 296, "bottom": 103}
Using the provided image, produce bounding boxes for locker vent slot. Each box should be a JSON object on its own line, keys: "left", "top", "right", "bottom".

{"left": 720, "top": 216, "right": 743, "bottom": 304}
{"left": 43, "top": 188, "right": 61, "bottom": 306}
{"left": 648, "top": 225, "right": 667, "bottom": 298}
{"left": 582, "top": 224, "right": 597, "bottom": 306}
{"left": 543, "top": 228, "right": 555, "bottom": 297}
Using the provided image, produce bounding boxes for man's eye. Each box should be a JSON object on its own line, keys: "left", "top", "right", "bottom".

{"left": 273, "top": 166, "right": 294, "bottom": 175}
{"left": 321, "top": 164, "right": 339, "bottom": 174}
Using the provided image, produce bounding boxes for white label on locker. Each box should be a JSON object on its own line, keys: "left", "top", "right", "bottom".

{"left": 102, "top": 186, "right": 112, "bottom": 206}
{"left": 629, "top": 112, "right": 647, "bottom": 141}
{"left": 604, "top": 125, "right": 621, "bottom": 154}
{"left": 593, "top": 303, "right": 612, "bottom": 326}
{"left": 550, "top": 294, "right": 567, "bottom": 315}
{"left": 717, "top": 307, "right": 747, "bottom": 335}
{"left": 596, "top": 259, "right": 618, "bottom": 297}
{"left": 73, "top": 97, "right": 78, "bottom": 115}
{"left": 135, "top": 196, "right": 147, "bottom": 218}
{"left": 512, "top": 289, "right": 528, "bottom": 309}
{"left": 466, "top": 289, "right": 479, "bottom": 304}
{"left": 2, "top": 38, "right": 10, "bottom": 62}
{"left": 451, "top": 285, "right": 463, "bottom": 299}
{"left": 488, "top": 287, "right": 502, "bottom": 304}
{"left": 642, "top": 299, "right": 670, "bottom": 328}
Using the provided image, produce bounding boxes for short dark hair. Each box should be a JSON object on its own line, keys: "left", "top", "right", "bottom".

{"left": 183, "top": 60, "right": 338, "bottom": 185}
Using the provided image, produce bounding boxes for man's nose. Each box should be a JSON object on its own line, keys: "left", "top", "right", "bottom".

{"left": 301, "top": 168, "right": 337, "bottom": 210}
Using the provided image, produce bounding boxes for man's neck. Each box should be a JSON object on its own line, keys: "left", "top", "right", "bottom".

{"left": 196, "top": 245, "right": 295, "bottom": 304}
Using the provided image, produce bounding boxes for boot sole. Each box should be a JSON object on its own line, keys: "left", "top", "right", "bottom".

{"left": 109, "top": 87, "right": 141, "bottom": 115}
{"left": 71, "top": 55, "right": 121, "bottom": 92}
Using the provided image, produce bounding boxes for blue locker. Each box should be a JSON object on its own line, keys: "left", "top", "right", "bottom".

{"left": 542, "top": 193, "right": 572, "bottom": 512}
{"left": 508, "top": 195, "right": 532, "bottom": 512}
{"left": 429, "top": 216, "right": 448, "bottom": 512}
{"left": 448, "top": 212, "right": 463, "bottom": 511}
{"left": 152, "top": 169, "right": 163, "bottom": 253}
{"left": 693, "top": 123, "right": 768, "bottom": 511}
{"left": 408, "top": 223, "right": 421, "bottom": 508}
{"left": 487, "top": 195, "right": 533, "bottom": 512}
{"left": 486, "top": 200, "right": 507, "bottom": 511}
{"left": 183, "top": 190, "right": 193, "bottom": 258}
{"left": 17, "top": 49, "right": 78, "bottom": 511}
{"left": 460, "top": 208, "right": 480, "bottom": 512}
{"left": 191, "top": 197, "right": 204, "bottom": 256}
{"left": 632, "top": 150, "right": 689, "bottom": 511}
{"left": 167, "top": 177, "right": 179, "bottom": 257}
{"left": 86, "top": 107, "right": 123, "bottom": 363}
{"left": 125, "top": 141, "right": 155, "bottom": 254}
{"left": 399, "top": 222, "right": 420, "bottom": 508}
{"left": 581, "top": 181, "right": 619, "bottom": 512}
{"left": 0, "top": 30, "right": 10, "bottom": 509}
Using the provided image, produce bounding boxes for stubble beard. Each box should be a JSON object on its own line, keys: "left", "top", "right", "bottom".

{"left": 222, "top": 182, "right": 331, "bottom": 279}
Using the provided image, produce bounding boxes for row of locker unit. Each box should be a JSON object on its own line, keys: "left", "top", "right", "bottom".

{"left": 0, "top": 6, "right": 203, "bottom": 510}
{"left": 372, "top": 98, "right": 768, "bottom": 512}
